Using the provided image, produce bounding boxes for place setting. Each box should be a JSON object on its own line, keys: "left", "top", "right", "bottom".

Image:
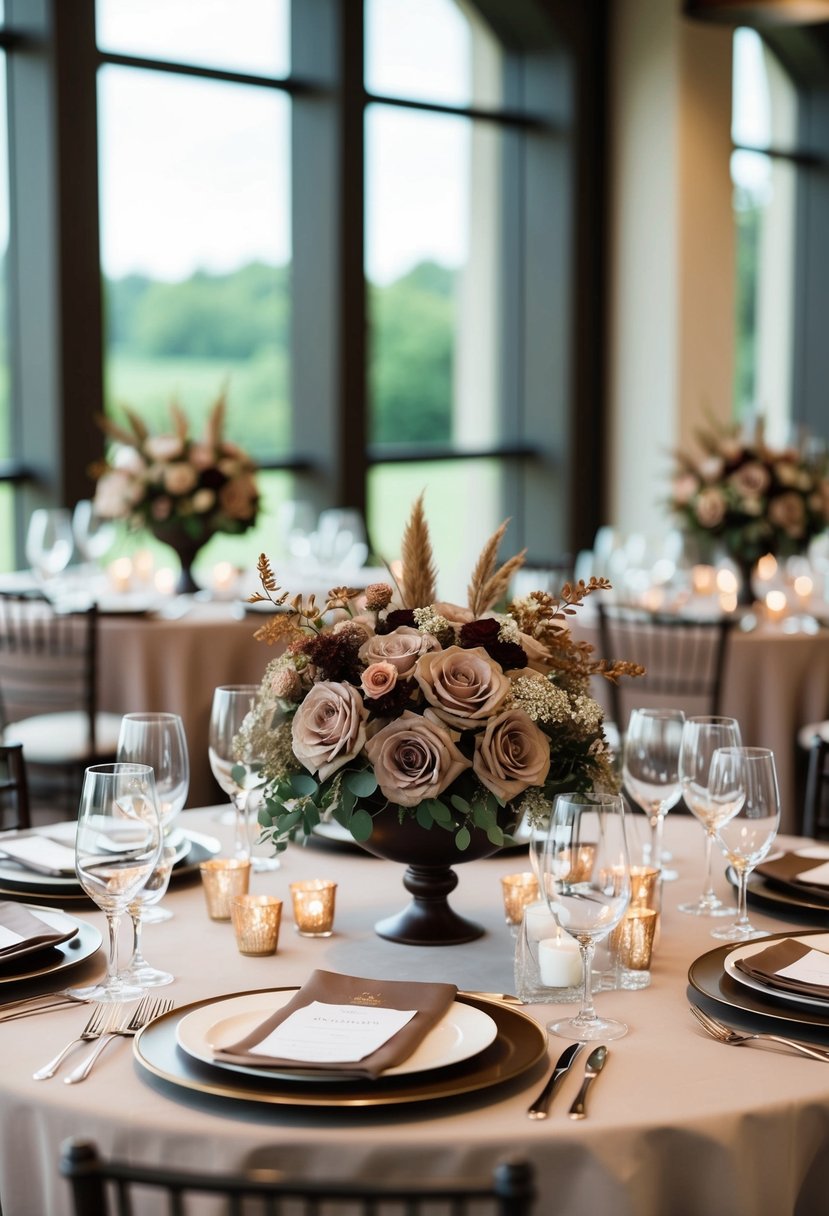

{"left": 133, "top": 969, "right": 548, "bottom": 1110}
{"left": 0, "top": 899, "right": 102, "bottom": 993}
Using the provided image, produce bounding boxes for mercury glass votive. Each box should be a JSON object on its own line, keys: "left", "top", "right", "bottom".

{"left": 231, "top": 894, "right": 283, "bottom": 956}
{"left": 199, "top": 858, "right": 251, "bottom": 921}
{"left": 629, "top": 865, "right": 661, "bottom": 912}
{"left": 500, "top": 872, "right": 539, "bottom": 926}
{"left": 290, "top": 879, "right": 337, "bottom": 937}
{"left": 609, "top": 907, "right": 658, "bottom": 989}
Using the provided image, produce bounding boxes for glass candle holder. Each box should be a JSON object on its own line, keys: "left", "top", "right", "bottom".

{"left": 231, "top": 894, "right": 283, "bottom": 956}
{"left": 290, "top": 879, "right": 337, "bottom": 937}
{"left": 199, "top": 858, "right": 251, "bottom": 921}
{"left": 500, "top": 872, "right": 539, "bottom": 927}
{"left": 609, "top": 907, "right": 658, "bottom": 989}
{"left": 629, "top": 865, "right": 661, "bottom": 912}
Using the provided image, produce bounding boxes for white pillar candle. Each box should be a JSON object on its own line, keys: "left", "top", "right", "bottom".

{"left": 538, "top": 934, "right": 583, "bottom": 987}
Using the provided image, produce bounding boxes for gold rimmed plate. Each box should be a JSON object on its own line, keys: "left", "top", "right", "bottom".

{"left": 134, "top": 989, "right": 547, "bottom": 1108}
{"left": 688, "top": 929, "right": 829, "bottom": 1039}
{"left": 0, "top": 909, "right": 102, "bottom": 986}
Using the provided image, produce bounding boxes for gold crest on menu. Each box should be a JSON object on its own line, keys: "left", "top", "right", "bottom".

{"left": 351, "top": 992, "right": 383, "bottom": 1006}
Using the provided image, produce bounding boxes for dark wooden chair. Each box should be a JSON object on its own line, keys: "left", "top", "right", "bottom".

{"left": 596, "top": 602, "right": 734, "bottom": 742}
{"left": 802, "top": 735, "right": 829, "bottom": 840}
{"left": 60, "top": 1139, "right": 536, "bottom": 1216}
{"left": 0, "top": 593, "right": 121, "bottom": 812}
{"left": 0, "top": 740, "right": 30, "bottom": 830}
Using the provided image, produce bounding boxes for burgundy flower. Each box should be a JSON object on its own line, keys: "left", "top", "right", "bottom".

{"left": 459, "top": 619, "right": 527, "bottom": 671}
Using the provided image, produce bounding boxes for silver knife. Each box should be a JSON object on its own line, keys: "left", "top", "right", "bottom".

{"left": 568, "top": 1044, "right": 608, "bottom": 1119}
{"left": 526, "top": 1042, "right": 582, "bottom": 1119}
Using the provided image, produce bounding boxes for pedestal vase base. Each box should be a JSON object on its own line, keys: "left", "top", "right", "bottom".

{"left": 374, "top": 863, "right": 485, "bottom": 945}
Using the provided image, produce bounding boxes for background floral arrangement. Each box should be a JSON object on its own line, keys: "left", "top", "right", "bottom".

{"left": 242, "top": 496, "right": 641, "bottom": 854}
{"left": 92, "top": 393, "right": 260, "bottom": 541}
{"left": 669, "top": 418, "right": 829, "bottom": 568}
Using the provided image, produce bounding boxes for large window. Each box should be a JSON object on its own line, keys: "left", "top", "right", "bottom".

{"left": 0, "top": 0, "right": 605, "bottom": 580}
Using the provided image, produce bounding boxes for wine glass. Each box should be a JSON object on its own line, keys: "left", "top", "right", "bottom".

{"left": 709, "top": 746, "right": 781, "bottom": 942}
{"left": 542, "top": 791, "right": 631, "bottom": 1042}
{"left": 25, "top": 508, "right": 74, "bottom": 583}
{"left": 678, "top": 716, "right": 741, "bottom": 917}
{"left": 120, "top": 844, "right": 176, "bottom": 988}
{"left": 622, "top": 708, "right": 686, "bottom": 880}
{"left": 117, "top": 712, "right": 189, "bottom": 923}
{"left": 209, "top": 685, "right": 278, "bottom": 872}
{"left": 72, "top": 499, "right": 116, "bottom": 566}
{"left": 70, "top": 763, "right": 162, "bottom": 1003}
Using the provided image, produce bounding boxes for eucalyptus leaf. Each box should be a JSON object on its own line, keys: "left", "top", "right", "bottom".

{"left": 349, "top": 807, "right": 374, "bottom": 842}
{"left": 455, "top": 825, "right": 471, "bottom": 851}
{"left": 344, "top": 770, "right": 378, "bottom": 798}
{"left": 290, "top": 772, "right": 318, "bottom": 797}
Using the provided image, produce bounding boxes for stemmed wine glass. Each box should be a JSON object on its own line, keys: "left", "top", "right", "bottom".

{"left": 678, "top": 716, "right": 741, "bottom": 917}
{"left": 622, "top": 708, "right": 685, "bottom": 880}
{"left": 542, "top": 791, "right": 631, "bottom": 1042}
{"left": 116, "top": 712, "right": 189, "bottom": 924}
{"left": 119, "top": 843, "right": 177, "bottom": 988}
{"left": 25, "top": 508, "right": 74, "bottom": 583}
{"left": 209, "top": 685, "right": 278, "bottom": 872}
{"left": 709, "top": 746, "right": 781, "bottom": 942}
{"left": 72, "top": 499, "right": 116, "bottom": 567}
{"left": 70, "top": 763, "right": 161, "bottom": 1003}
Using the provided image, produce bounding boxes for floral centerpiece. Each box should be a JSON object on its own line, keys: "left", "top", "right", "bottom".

{"left": 669, "top": 418, "right": 829, "bottom": 600}
{"left": 239, "top": 498, "right": 640, "bottom": 944}
{"left": 92, "top": 393, "right": 260, "bottom": 593}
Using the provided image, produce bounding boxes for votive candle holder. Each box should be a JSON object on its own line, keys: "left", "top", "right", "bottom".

{"left": 231, "top": 894, "right": 283, "bottom": 956}
{"left": 199, "top": 858, "right": 251, "bottom": 921}
{"left": 500, "top": 872, "right": 539, "bottom": 926}
{"left": 609, "top": 907, "right": 658, "bottom": 989}
{"left": 290, "top": 879, "right": 337, "bottom": 937}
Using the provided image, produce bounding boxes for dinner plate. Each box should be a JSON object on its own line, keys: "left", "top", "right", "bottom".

{"left": 175, "top": 992, "right": 498, "bottom": 1083}
{"left": 0, "top": 908, "right": 102, "bottom": 985}
{"left": 0, "top": 830, "right": 218, "bottom": 903}
{"left": 724, "top": 932, "right": 829, "bottom": 1011}
{"left": 688, "top": 929, "right": 829, "bottom": 1038}
{"left": 742, "top": 870, "right": 829, "bottom": 925}
{"left": 0, "top": 905, "right": 78, "bottom": 964}
{"left": 135, "top": 990, "right": 547, "bottom": 1108}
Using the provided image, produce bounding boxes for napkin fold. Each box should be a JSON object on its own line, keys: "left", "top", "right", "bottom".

{"left": 756, "top": 853, "right": 829, "bottom": 902}
{"left": 0, "top": 901, "right": 78, "bottom": 962}
{"left": 0, "top": 834, "right": 77, "bottom": 876}
{"left": 733, "top": 938, "right": 829, "bottom": 1001}
{"left": 213, "top": 969, "right": 457, "bottom": 1079}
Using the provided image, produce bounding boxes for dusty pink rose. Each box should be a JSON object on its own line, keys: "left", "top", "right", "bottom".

{"left": 219, "top": 473, "right": 258, "bottom": 521}
{"left": 163, "top": 462, "right": 198, "bottom": 495}
{"left": 672, "top": 473, "right": 698, "bottom": 506}
{"left": 188, "top": 442, "right": 216, "bottom": 471}
{"left": 414, "top": 645, "right": 511, "bottom": 729}
{"left": 730, "top": 461, "right": 770, "bottom": 498}
{"left": 695, "top": 487, "right": 727, "bottom": 528}
{"left": 359, "top": 626, "right": 440, "bottom": 677}
{"left": 518, "top": 632, "right": 555, "bottom": 673}
{"left": 93, "top": 470, "right": 142, "bottom": 518}
{"left": 291, "top": 681, "right": 368, "bottom": 781}
{"left": 768, "top": 490, "right": 807, "bottom": 538}
{"left": 472, "top": 708, "right": 551, "bottom": 802}
{"left": 144, "top": 435, "right": 185, "bottom": 463}
{"left": 360, "top": 661, "right": 398, "bottom": 699}
{"left": 365, "top": 710, "right": 471, "bottom": 807}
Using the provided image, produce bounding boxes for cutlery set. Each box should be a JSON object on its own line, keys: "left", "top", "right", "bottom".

{"left": 31, "top": 994, "right": 174, "bottom": 1083}
{"left": 527, "top": 1043, "right": 609, "bottom": 1120}
{"left": 689, "top": 1004, "right": 829, "bottom": 1062}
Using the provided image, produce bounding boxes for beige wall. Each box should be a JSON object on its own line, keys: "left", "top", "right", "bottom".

{"left": 607, "top": 0, "right": 735, "bottom": 536}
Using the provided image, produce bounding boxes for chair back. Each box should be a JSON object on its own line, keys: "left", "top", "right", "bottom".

{"left": 0, "top": 593, "right": 101, "bottom": 754}
{"left": 596, "top": 603, "right": 734, "bottom": 736}
{"left": 60, "top": 1139, "right": 535, "bottom": 1216}
{"left": 0, "top": 741, "right": 30, "bottom": 830}
{"left": 802, "top": 735, "right": 829, "bottom": 839}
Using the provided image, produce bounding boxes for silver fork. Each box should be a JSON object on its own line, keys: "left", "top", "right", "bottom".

{"left": 32, "top": 1004, "right": 121, "bottom": 1080}
{"left": 64, "top": 995, "right": 174, "bottom": 1085}
{"left": 689, "top": 1004, "right": 829, "bottom": 1062}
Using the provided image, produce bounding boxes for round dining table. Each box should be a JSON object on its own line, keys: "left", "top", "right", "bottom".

{"left": 1, "top": 810, "right": 829, "bottom": 1216}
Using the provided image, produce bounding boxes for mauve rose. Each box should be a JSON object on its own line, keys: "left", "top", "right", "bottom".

{"left": 361, "top": 661, "right": 398, "bottom": 699}
{"left": 432, "top": 601, "right": 474, "bottom": 626}
{"left": 472, "top": 708, "right": 551, "bottom": 802}
{"left": 768, "top": 490, "right": 807, "bottom": 537}
{"left": 365, "top": 710, "right": 470, "bottom": 807}
{"left": 219, "top": 473, "right": 258, "bottom": 521}
{"left": 163, "top": 462, "right": 198, "bottom": 496}
{"left": 518, "top": 632, "right": 555, "bottom": 673}
{"left": 415, "top": 645, "right": 511, "bottom": 729}
{"left": 359, "top": 626, "right": 440, "bottom": 677}
{"left": 144, "top": 435, "right": 185, "bottom": 463}
{"left": 695, "top": 487, "right": 726, "bottom": 528}
{"left": 291, "top": 681, "right": 368, "bottom": 781}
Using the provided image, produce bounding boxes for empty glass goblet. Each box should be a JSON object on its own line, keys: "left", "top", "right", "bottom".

{"left": 209, "top": 685, "right": 278, "bottom": 872}
{"left": 117, "top": 712, "right": 189, "bottom": 923}
{"left": 678, "top": 715, "right": 741, "bottom": 917}
{"left": 25, "top": 508, "right": 74, "bottom": 583}
{"left": 120, "top": 844, "right": 176, "bottom": 988}
{"left": 623, "top": 707, "right": 685, "bottom": 880}
{"left": 70, "top": 762, "right": 162, "bottom": 1003}
{"left": 710, "top": 746, "right": 781, "bottom": 942}
{"left": 542, "top": 791, "right": 631, "bottom": 1042}
{"left": 72, "top": 499, "right": 116, "bottom": 566}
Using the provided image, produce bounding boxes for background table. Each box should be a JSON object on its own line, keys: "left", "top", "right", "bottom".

{"left": 2, "top": 811, "right": 829, "bottom": 1216}
{"left": 97, "top": 602, "right": 267, "bottom": 806}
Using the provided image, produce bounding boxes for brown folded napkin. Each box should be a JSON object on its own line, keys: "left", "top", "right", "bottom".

{"left": 733, "top": 938, "right": 829, "bottom": 1001}
{"left": 0, "top": 901, "right": 78, "bottom": 963}
{"left": 213, "top": 969, "right": 457, "bottom": 1080}
{"left": 755, "top": 853, "right": 829, "bottom": 901}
